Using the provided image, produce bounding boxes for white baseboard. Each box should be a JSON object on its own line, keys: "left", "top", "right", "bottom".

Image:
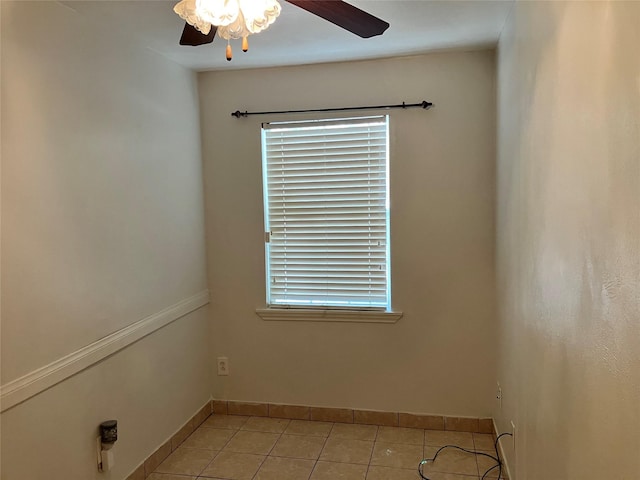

{"left": 0, "top": 290, "right": 210, "bottom": 412}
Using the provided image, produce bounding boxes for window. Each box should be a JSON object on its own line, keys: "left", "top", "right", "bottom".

{"left": 261, "top": 115, "right": 391, "bottom": 311}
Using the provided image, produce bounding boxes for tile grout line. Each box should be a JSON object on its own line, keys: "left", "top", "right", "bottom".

{"left": 305, "top": 447, "right": 320, "bottom": 480}
{"left": 249, "top": 451, "right": 268, "bottom": 480}
{"left": 307, "top": 459, "right": 319, "bottom": 480}
{"left": 203, "top": 415, "right": 260, "bottom": 479}
{"left": 315, "top": 422, "right": 335, "bottom": 477}
{"left": 243, "top": 424, "right": 271, "bottom": 480}
{"left": 311, "top": 421, "right": 337, "bottom": 478}
{"left": 202, "top": 416, "right": 239, "bottom": 477}
{"left": 364, "top": 424, "right": 380, "bottom": 479}
{"left": 474, "top": 433, "right": 481, "bottom": 479}
{"left": 192, "top": 413, "right": 238, "bottom": 479}
{"left": 192, "top": 415, "right": 488, "bottom": 480}
{"left": 273, "top": 418, "right": 289, "bottom": 471}
{"left": 250, "top": 416, "right": 288, "bottom": 480}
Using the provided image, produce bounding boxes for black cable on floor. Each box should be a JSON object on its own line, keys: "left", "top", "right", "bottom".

{"left": 418, "top": 432, "right": 513, "bottom": 480}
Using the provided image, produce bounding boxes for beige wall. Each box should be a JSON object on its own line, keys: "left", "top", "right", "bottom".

{"left": 199, "top": 51, "right": 497, "bottom": 416}
{"left": 2, "top": 1, "right": 208, "bottom": 382}
{"left": 1, "top": 2, "right": 211, "bottom": 478}
{"left": 496, "top": 2, "right": 640, "bottom": 478}
{"left": 0, "top": 308, "right": 211, "bottom": 480}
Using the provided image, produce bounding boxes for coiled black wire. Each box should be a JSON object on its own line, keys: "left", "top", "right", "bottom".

{"left": 418, "top": 432, "right": 513, "bottom": 480}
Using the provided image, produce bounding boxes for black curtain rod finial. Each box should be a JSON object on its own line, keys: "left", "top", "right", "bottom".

{"left": 421, "top": 101, "right": 433, "bottom": 109}
{"left": 231, "top": 110, "right": 249, "bottom": 118}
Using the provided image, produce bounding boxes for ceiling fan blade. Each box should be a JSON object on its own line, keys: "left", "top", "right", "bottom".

{"left": 179, "top": 22, "right": 217, "bottom": 46}
{"left": 285, "top": 0, "right": 389, "bottom": 38}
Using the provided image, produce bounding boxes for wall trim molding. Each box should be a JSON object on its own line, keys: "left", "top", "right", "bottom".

{"left": 0, "top": 290, "right": 210, "bottom": 413}
{"left": 256, "top": 308, "right": 402, "bottom": 323}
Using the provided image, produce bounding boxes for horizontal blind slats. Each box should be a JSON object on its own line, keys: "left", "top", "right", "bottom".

{"left": 263, "top": 116, "right": 389, "bottom": 309}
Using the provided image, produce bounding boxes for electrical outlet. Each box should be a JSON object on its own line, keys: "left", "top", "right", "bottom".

{"left": 217, "top": 357, "right": 229, "bottom": 376}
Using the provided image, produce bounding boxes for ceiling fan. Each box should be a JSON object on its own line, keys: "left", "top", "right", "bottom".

{"left": 175, "top": 0, "right": 390, "bottom": 60}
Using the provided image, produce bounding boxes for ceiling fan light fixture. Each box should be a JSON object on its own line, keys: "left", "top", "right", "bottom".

{"left": 239, "top": 0, "right": 281, "bottom": 34}
{"left": 174, "top": 0, "right": 389, "bottom": 62}
{"left": 174, "top": 0, "right": 281, "bottom": 37}
{"left": 217, "top": 11, "right": 251, "bottom": 40}
{"left": 195, "top": 0, "right": 240, "bottom": 26}
{"left": 173, "top": 0, "right": 213, "bottom": 34}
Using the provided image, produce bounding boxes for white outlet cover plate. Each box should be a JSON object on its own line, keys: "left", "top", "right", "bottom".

{"left": 217, "top": 357, "right": 229, "bottom": 376}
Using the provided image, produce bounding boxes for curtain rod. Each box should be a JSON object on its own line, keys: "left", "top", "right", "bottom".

{"left": 230, "top": 100, "right": 433, "bottom": 118}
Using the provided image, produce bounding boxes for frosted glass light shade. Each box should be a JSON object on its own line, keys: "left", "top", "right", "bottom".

{"left": 217, "top": 12, "right": 251, "bottom": 40}
{"left": 239, "top": 0, "right": 281, "bottom": 33}
{"left": 173, "top": 0, "right": 212, "bottom": 34}
{"left": 174, "top": 0, "right": 281, "bottom": 38}
{"left": 196, "top": 0, "right": 240, "bottom": 27}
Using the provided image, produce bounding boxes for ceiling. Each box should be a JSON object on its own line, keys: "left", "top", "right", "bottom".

{"left": 60, "top": 0, "right": 513, "bottom": 72}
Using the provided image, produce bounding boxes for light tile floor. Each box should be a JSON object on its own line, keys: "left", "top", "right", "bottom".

{"left": 151, "top": 415, "right": 506, "bottom": 480}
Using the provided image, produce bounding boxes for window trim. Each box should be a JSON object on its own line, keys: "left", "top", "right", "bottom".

{"left": 261, "top": 115, "right": 393, "bottom": 311}
{"left": 255, "top": 307, "right": 403, "bottom": 324}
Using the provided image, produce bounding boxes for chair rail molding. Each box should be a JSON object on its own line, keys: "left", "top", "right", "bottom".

{"left": 0, "top": 290, "right": 210, "bottom": 412}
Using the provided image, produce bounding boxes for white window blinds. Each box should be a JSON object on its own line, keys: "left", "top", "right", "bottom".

{"left": 262, "top": 116, "right": 390, "bottom": 309}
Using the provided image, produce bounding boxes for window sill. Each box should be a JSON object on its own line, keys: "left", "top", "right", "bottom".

{"left": 255, "top": 308, "right": 403, "bottom": 324}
